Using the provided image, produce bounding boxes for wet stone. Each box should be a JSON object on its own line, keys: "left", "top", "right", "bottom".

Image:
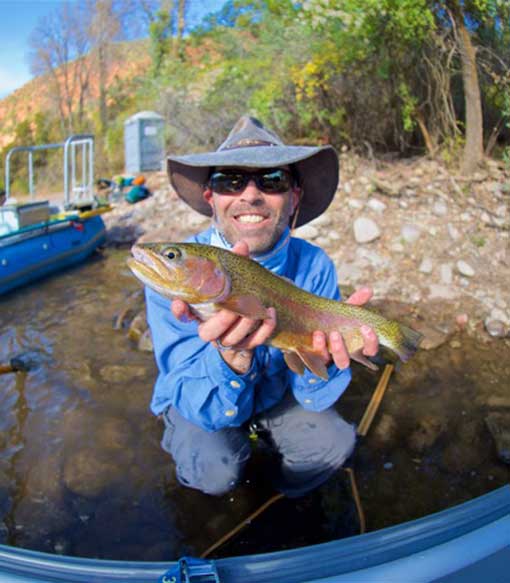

{"left": 99, "top": 364, "right": 148, "bottom": 383}
{"left": 485, "top": 412, "right": 510, "bottom": 464}
{"left": 138, "top": 328, "right": 154, "bottom": 352}
{"left": 408, "top": 416, "right": 447, "bottom": 453}
{"left": 413, "top": 323, "right": 449, "bottom": 351}
{"left": 63, "top": 449, "right": 117, "bottom": 498}
{"left": 97, "top": 418, "right": 133, "bottom": 450}
{"left": 372, "top": 414, "right": 397, "bottom": 445}
{"left": 484, "top": 319, "right": 507, "bottom": 338}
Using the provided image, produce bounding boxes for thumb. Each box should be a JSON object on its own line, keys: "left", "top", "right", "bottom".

{"left": 346, "top": 286, "right": 373, "bottom": 306}
{"left": 232, "top": 240, "right": 250, "bottom": 256}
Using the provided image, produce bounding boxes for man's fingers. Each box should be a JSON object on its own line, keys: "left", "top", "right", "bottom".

{"left": 346, "top": 286, "right": 373, "bottom": 306}
{"left": 361, "top": 325, "right": 379, "bottom": 356}
{"left": 235, "top": 307, "right": 277, "bottom": 350}
{"left": 329, "top": 331, "right": 350, "bottom": 370}
{"left": 219, "top": 316, "right": 258, "bottom": 347}
{"left": 312, "top": 331, "right": 330, "bottom": 363}
{"left": 198, "top": 309, "right": 238, "bottom": 343}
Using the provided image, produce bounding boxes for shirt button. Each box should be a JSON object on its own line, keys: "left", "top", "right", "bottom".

{"left": 308, "top": 378, "right": 318, "bottom": 385}
{"left": 249, "top": 372, "right": 257, "bottom": 381}
{"left": 230, "top": 380, "right": 241, "bottom": 389}
{"left": 224, "top": 409, "right": 236, "bottom": 417}
{"left": 304, "top": 398, "right": 312, "bottom": 404}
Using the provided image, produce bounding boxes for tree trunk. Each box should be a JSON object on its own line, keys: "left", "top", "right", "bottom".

{"left": 449, "top": 1, "right": 484, "bottom": 172}
{"left": 98, "top": 43, "right": 108, "bottom": 136}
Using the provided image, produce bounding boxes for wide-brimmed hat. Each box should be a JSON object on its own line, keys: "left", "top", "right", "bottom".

{"left": 167, "top": 116, "right": 339, "bottom": 227}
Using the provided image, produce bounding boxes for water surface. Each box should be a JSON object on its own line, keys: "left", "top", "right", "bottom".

{"left": 0, "top": 249, "right": 508, "bottom": 560}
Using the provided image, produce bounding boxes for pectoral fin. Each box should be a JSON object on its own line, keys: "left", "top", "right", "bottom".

{"left": 283, "top": 351, "right": 305, "bottom": 376}
{"left": 219, "top": 295, "right": 268, "bottom": 320}
{"left": 296, "top": 350, "right": 329, "bottom": 381}
{"left": 350, "top": 349, "right": 379, "bottom": 371}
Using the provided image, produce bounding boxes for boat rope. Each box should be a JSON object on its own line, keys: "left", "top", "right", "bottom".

{"left": 200, "top": 492, "right": 285, "bottom": 559}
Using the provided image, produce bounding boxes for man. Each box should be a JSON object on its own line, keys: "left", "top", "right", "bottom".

{"left": 145, "top": 116, "right": 378, "bottom": 498}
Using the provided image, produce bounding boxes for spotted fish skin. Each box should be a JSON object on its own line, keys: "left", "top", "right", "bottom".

{"left": 128, "top": 242, "right": 422, "bottom": 378}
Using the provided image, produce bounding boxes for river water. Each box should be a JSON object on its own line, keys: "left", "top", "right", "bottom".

{"left": 0, "top": 248, "right": 508, "bottom": 560}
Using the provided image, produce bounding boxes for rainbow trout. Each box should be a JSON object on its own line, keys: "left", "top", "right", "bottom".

{"left": 128, "top": 242, "right": 422, "bottom": 379}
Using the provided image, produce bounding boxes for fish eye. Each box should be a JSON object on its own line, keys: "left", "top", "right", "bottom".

{"left": 162, "top": 247, "right": 181, "bottom": 260}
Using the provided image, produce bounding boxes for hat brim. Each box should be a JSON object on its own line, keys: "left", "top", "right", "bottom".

{"left": 167, "top": 144, "right": 339, "bottom": 228}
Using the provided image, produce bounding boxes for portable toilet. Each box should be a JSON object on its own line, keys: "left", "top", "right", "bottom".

{"left": 124, "top": 111, "right": 165, "bottom": 173}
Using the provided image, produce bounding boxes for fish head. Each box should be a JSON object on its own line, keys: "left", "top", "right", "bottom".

{"left": 127, "top": 243, "right": 230, "bottom": 303}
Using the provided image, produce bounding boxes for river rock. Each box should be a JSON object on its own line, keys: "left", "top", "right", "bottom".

{"left": 400, "top": 223, "right": 421, "bottom": 243}
{"left": 367, "top": 198, "right": 387, "bottom": 213}
{"left": 447, "top": 223, "right": 460, "bottom": 240}
{"left": 419, "top": 257, "right": 434, "bottom": 274}
{"left": 99, "top": 364, "right": 148, "bottom": 383}
{"left": 294, "top": 224, "right": 319, "bottom": 240}
{"left": 456, "top": 260, "right": 475, "bottom": 277}
{"left": 310, "top": 214, "right": 332, "bottom": 228}
{"left": 433, "top": 201, "right": 448, "bottom": 217}
{"left": 128, "top": 311, "right": 148, "bottom": 342}
{"left": 440, "top": 263, "right": 453, "bottom": 285}
{"left": 485, "top": 412, "right": 510, "bottom": 464}
{"left": 408, "top": 416, "right": 447, "bottom": 453}
{"left": 414, "top": 323, "right": 449, "bottom": 350}
{"left": 484, "top": 319, "right": 507, "bottom": 338}
{"left": 428, "top": 284, "right": 458, "bottom": 300}
{"left": 63, "top": 449, "right": 117, "bottom": 498}
{"left": 138, "top": 328, "right": 154, "bottom": 352}
{"left": 353, "top": 217, "right": 381, "bottom": 243}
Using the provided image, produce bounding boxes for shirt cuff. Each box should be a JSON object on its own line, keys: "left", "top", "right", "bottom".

{"left": 291, "top": 363, "right": 352, "bottom": 411}
{"left": 205, "top": 346, "right": 260, "bottom": 403}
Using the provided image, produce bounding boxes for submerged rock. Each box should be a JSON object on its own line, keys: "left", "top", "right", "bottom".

{"left": 485, "top": 412, "right": 510, "bottom": 464}
{"left": 484, "top": 319, "right": 507, "bottom": 338}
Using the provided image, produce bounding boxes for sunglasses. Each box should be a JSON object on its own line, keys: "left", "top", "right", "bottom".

{"left": 208, "top": 168, "right": 295, "bottom": 194}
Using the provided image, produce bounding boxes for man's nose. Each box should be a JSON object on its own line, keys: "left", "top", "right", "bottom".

{"left": 239, "top": 179, "right": 264, "bottom": 202}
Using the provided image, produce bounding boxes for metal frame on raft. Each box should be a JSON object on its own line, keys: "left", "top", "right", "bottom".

{"left": 4, "top": 134, "right": 95, "bottom": 208}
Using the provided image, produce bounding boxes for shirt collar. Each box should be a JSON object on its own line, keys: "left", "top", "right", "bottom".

{"left": 209, "top": 226, "right": 290, "bottom": 275}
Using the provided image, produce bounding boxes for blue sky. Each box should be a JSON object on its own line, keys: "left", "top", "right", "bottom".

{"left": 0, "top": 0, "right": 227, "bottom": 99}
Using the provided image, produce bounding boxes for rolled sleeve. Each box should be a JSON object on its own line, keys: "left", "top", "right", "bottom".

{"left": 147, "top": 286, "right": 264, "bottom": 431}
{"left": 290, "top": 364, "right": 352, "bottom": 411}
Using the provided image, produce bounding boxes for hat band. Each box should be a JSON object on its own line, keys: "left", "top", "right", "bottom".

{"left": 221, "top": 139, "right": 278, "bottom": 151}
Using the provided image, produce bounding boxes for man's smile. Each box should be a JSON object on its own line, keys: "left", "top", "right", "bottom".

{"left": 234, "top": 213, "right": 269, "bottom": 225}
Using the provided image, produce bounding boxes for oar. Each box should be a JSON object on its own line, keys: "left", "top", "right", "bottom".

{"left": 0, "top": 353, "right": 39, "bottom": 375}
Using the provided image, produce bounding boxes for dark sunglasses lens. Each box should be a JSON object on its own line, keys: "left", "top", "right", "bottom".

{"left": 210, "top": 173, "right": 247, "bottom": 193}
{"left": 259, "top": 170, "right": 291, "bottom": 193}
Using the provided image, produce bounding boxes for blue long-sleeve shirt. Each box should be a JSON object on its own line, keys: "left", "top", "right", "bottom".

{"left": 145, "top": 226, "right": 352, "bottom": 432}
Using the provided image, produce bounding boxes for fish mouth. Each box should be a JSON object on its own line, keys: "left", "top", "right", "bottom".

{"left": 127, "top": 245, "right": 178, "bottom": 296}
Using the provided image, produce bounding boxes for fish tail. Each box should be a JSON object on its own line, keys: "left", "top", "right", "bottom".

{"left": 393, "top": 324, "right": 423, "bottom": 362}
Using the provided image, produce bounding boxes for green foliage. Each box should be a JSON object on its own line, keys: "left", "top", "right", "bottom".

{"left": 6, "top": 0, "right": 510, "bottom": 185}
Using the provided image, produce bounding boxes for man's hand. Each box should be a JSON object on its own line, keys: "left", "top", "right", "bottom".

{"left": 171, "top": 240, "right": 277, "bottom": 374}
{"left": 311, "top": 287, "right": 379, "bottom": 370}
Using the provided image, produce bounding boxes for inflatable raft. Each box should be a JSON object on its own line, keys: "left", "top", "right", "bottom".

{"left": 0, "top": 485, "right": 508, "bottom": 582}
{"left": 0, "top": 207, "right": 107, "bottom": 296}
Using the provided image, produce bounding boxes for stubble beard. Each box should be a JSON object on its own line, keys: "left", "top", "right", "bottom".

{"left": 212, "top": 198, "right": 293, "bottom": 255}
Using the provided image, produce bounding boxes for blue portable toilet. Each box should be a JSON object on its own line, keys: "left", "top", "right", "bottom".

{"left": 124, "top": 111, "right": 165, "bottom": 173}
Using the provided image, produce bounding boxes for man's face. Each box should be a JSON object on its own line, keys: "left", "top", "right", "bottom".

{"left": 204, "top": 167, "right": 300, "bottom": 255}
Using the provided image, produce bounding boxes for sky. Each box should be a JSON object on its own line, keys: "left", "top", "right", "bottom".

{"left": 0, "top": 0, "right": 227, "bottom": 99}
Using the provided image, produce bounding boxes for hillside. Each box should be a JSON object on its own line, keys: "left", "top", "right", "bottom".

{"left": 0, "top": 40, "right": 151, "bottom": 150}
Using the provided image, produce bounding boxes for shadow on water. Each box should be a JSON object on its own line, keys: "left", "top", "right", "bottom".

{"left": 0, "top": 248, "right": 509, "bottom": 560}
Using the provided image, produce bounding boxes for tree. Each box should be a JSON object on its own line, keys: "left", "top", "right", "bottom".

{"left": 29, "top": 3, "right": 92, "bottom": 135}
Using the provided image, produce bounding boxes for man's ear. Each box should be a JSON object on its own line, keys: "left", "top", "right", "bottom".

{"left": 291, "top": 186, "right": 302, "bottom": 214}
{"left": 203, "top": 187, "right": 213, "bottom": 208}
